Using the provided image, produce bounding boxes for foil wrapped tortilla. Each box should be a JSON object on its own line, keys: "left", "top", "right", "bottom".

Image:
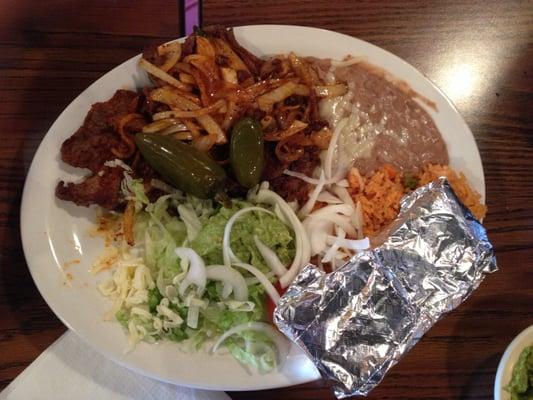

{"left": 274, "top": 178, "right": 497, "bottom": 398}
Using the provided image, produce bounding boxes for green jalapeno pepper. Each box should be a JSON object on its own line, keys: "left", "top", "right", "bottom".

{"left": 230, "top": 117, "right": 265, "bottom": 188}
{"left": 135, "top": 132, "right": 226, "bottom": 199}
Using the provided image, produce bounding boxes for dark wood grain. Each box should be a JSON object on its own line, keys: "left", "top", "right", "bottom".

{"left": 1, "top": 0, "right": 532, "bottom": 399}
{"left": 0, "top": 0, "right": 181, "bottom": 389}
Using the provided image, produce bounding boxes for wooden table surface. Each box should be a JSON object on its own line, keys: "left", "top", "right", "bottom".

{"left": 0, "top": 1, "right": 531, "bottom": 399}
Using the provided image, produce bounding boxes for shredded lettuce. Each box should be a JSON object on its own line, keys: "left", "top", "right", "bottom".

{"left": 167, "top": 327, "right": 188, "bottom": 343}
{"left": 203, "top": 284, "right": 266, "bottom": 332}
{"left": 122, "top": 175, "right": 149, "bottom": 211}
{"left": 225, "top": 333, "right": 277, "bottom": 373}
{"left": 115, "top": 309, "right": 129, "bottom": 328}
{"left": 147, "top": 288, "right": 163, "bottom": 313}
{"left": 98, "top": 181, "right": 293, "bottom": 372}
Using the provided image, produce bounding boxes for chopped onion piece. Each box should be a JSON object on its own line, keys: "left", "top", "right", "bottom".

{"left": 326, "top": 235, "right": 370, "bottom": 251}
{"left": 206, "top": 265, "right": 248, "bottom": 301}
{"left": 282, "top": 169, "right": 345, "bottom": 186}
{"left": 175, "top": 248, "right": 206, "bottom": 296}
{"left": 315, "top": 207, "right": 356, "bottom": 238}
{"left": 149, "top": 87, "right": 225, "bottom": 144}
{"left": 320, "top": 213, "right": 356, "bottom": 238}
{"left": 298, "top": 169, "right": 326, "bottom": 218}
{"left": 336, "top": 179, "right": 349, "bottom": 187}
{"left": 245, "top": 270, "right": 275, "bottom": 285}
{"left": 303, "top": 203, "right": 361, "bottom": 256}
{"left": 282, "top": 169, "right": 321, "bottom": 184}
{"left": 324, "top": 117, "right": 349, "bottom": 181}
{"left": 310, "top": 203, "right": 353, "bottom": 218}
{"left": 222, "top": 207, "right": 274, "bottom": 268}
{"left": 322, "top": 228, "right": 346, "bottom": 263}
{"left": 253, "top": 236, "right": 288, "bottom": 278}
{"left": 303, "top": 217, "right": 331, "bottom": 255}
{"left": 139, "top": 58, "right": 191, "bottom": 91}
{"left": 233, "top": 263, "right": 280, "bottom": 305}
{"left": 249, "top": 186, "right": 311, "bottom": 288}
{"left": 332, "top": 184, "right": 355, "bottom": 209}
{"left": 152, "top": 99, "right": 225, "bottom": 119}
{"left": 332, "top": 184, "right": 360, "bottom": 235}
{"left": 257, "top": 81, "right": 297, "bottom": 112}
{"left": 317, "top": 191, "right": 343, "bottom": 204}
{"left": 221, "top": 282, "right": 233, "bottom": 299}
{"left": 187, "top": 305, "right": 200, "bottom": 329}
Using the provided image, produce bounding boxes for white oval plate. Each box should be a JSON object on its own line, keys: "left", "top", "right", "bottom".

{"left": 494, "top": 325, "right": 533, "bottom": 400}
{"left": 21, "top": 25, "right": 485, "bottom": 391}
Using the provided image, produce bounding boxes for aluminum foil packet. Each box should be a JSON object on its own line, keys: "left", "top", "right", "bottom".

{"left": 274, "top": 178, "right": 497, "bottom": 398}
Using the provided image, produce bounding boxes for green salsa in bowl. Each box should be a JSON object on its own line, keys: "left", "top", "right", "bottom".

{"left": 495, "top": 325, "right": 533, "bottom": 400}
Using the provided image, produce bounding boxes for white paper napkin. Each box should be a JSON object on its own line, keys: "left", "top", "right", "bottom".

{"left": 0, "top": 331, "right": 231, "bottom": 400}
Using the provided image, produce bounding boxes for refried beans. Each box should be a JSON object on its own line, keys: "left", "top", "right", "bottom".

{"left": 315, "top": 60, "right": 448, "bottom": 175}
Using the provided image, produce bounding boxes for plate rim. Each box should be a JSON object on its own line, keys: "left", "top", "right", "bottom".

{"left": 20, "top": 24, "right": 486, "bottom": 391}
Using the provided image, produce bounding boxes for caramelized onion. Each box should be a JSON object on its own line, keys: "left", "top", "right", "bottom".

{"left": 275, "top": 139, "right": 304, "bottom": 163}
{"left": 157, "top": 42, "right": 182, "bottom": 72}
{"left": 112, "top": 113, "right": 143, "bottom": 158}
{"left": 264, "top": 120, "right": 308, "bottom": 141}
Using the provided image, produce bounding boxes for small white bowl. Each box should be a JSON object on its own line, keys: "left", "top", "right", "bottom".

{"left": 494, "top": 324, "right": 533, "bottom": 400}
